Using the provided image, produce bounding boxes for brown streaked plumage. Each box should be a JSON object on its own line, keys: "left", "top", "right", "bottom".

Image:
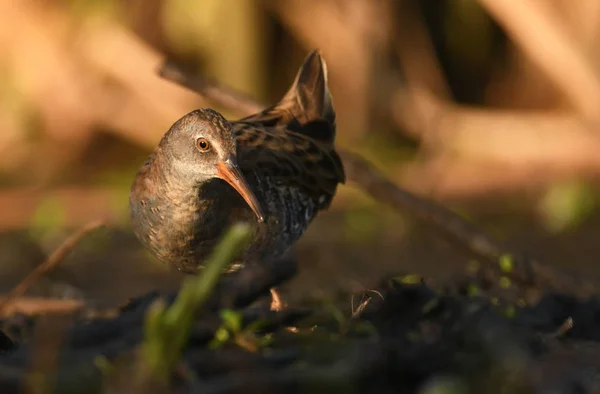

{"left": 129, "top": 50, "right": 345, "bottom": 273}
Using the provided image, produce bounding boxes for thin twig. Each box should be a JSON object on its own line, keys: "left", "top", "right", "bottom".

{"left": 539, "top": 317, "right": 574, "bottom": 344}
{"left": 0, "top": 220, "right": 105, "bottom": 315}
{"left": 351, "top": 290, "right": 384, "bottom": 318}
{"left": 159, "top": 61, "right": 263, "bottom": 116}
{"left": 552, "top": 317, "right": 574, "bottom": 338}
{"left": 0, "top": 297, "right": 84, "bottom": 317}
{"left": 351, "top": 295, "right": 371, "bottom": 319}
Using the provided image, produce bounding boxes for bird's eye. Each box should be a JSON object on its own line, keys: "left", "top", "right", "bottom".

{"left": 195, "top": 137, "right": 211, "bottom": 152}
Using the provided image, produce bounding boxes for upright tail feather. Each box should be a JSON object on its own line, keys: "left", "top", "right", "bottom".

{"left": 239, "top": 50, "right": 336, "bottom": 143}
{"left": 279, "top": 50, "right": 335, "bottom": 126}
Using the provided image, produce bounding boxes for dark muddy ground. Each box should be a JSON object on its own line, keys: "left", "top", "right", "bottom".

{"left": 1, "top": 258, "right": 600, "bottom": 394}
{"left": 1, "top": 209, "right": 600, "bottom": 393}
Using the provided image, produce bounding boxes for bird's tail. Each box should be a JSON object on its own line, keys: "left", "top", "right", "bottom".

{"left": 239, "top": 50, "right": 336, "bottom": 145}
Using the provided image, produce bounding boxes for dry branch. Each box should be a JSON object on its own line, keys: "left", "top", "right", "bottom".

{"left": 156, "top": 59, "right": 600, "bottom": 298}
{"left": 159, "top": 62, "right": 263, "bottom": 115}
{"left": 0, "top": 297, "right": 84, "bottom": 318}
{"left": 0, "top": 220, "right": 104, "bottom": 315}
{"left": 389, "top": 84, "right": 600, "bottom": 198}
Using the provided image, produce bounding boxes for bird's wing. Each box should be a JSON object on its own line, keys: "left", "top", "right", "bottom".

{"left": 234, "top": 121, "right": 344, "bottom": 210}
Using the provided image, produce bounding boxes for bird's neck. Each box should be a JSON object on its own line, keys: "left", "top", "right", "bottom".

{"left": 150, "top": 150, "right": 201, "bottom": 199}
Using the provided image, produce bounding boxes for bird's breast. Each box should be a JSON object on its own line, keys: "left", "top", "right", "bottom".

{"left": 129, "top": 188, "right": 202, "bottom": 272}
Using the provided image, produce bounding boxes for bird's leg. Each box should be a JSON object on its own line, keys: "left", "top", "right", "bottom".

{"left": 267, "top": 248, "right": 297, "bottom": 312}
{"left": 269, "top": 288, "right": 285, "bottom": 311}
{"left": 176, "top": 249, "right": 298, "bottom": 311}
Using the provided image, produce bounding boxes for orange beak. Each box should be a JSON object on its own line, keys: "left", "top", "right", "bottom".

{"left": 216, "top": 156, "right": 265, "bottom": 223}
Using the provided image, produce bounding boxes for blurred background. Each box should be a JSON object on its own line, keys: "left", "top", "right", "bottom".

{"left": 1, "top": 0, "right": 600, "bottom": 309}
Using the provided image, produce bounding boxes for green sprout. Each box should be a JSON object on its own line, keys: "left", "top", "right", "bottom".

{"left": 395, "top": 274, "right": 422, "bottom": 285}
{"left": 209, "top": 308, "right": 272, "bottom": 351}
{"left": 466, "top": 284, "right": 480, "bottom": 297}
{"left": 138, "top": 223, "right": 253, "bottom": 384}
{"left": 498, "top": 254, "right": 514, "bottom": 273}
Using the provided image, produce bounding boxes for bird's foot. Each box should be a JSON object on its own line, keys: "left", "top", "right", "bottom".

{"left": 269, "top": 287, "right": 286, "bottom": 311}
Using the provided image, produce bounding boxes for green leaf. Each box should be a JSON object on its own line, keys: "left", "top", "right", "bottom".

{"left": 220, "top": 309, "right": 243, "bottom": 333}
{"left": 138, "top": 223, "right": 253, "bottom": 384}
